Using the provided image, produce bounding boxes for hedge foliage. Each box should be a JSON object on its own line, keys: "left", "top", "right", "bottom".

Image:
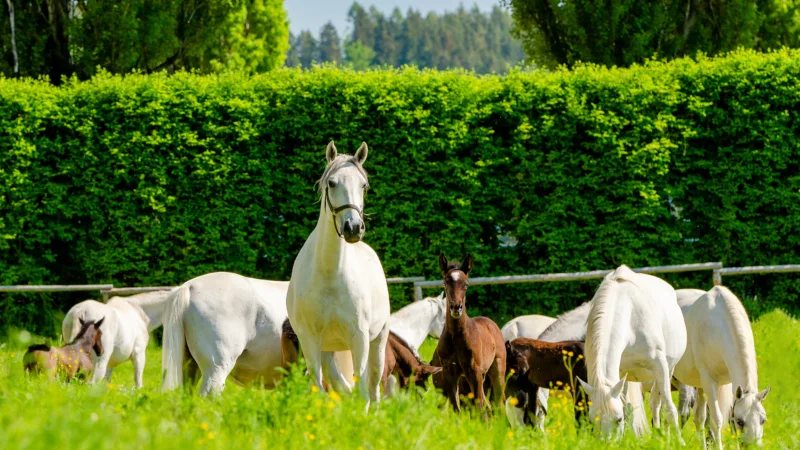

{"left": 2, "top": 49, "right": 799, "bottom": 334}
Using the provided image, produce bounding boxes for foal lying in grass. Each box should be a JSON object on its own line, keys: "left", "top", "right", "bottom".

{"left": 23, "top": 318, "right": 105, "bottom": 381}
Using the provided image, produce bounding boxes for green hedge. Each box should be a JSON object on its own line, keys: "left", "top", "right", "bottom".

{"left": 2, "top": 49, "right": 799, "bottom": 335}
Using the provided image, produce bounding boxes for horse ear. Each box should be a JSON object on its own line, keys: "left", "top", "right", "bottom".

{"left": 577, "top": 377, "right": 593, "bottom": 396}
{"left": 95, "top": 317, "right": 105, "bottom": 329}
{"left": 610, "top": 374, "right": 627, "bottom": 398}
{"left": 462, "top": 253, "right": 474, "bottom": 276}
{"left": 757, "top": 386, "right": 770, "bottom": 402}
{"left": 736, "top": 385, "right": 744, "bottom": 400}
{"left": 355, "top": 142, "right": 368, "bottom": 165}
{"left": 438, "top": 253, "right": 449, "bottom": 276}
{"left": 420, "top": 365, "right": 442, "bottom": 375}
{"left": 326, "top": 141, "right": 337, "bottom": 163}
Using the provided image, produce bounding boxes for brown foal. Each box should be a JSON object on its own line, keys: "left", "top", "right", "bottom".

{"left": 432, "top": 253, "right": 506, "bottom": 412}
{"left": 23, "top": 318, "right": 105, "bottom": 381}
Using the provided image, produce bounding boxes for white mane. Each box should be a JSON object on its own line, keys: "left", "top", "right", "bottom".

{"left": 713, "top": 286, "right": 759, "bottom": 391}
{"left": 538, "top": 301, "right": 592, "bottom": 342}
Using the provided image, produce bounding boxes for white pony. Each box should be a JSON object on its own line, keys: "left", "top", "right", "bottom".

{"left": 161, "top": 272, "right": 290, "bottom": 395}
{"left": 577, "top": 265, "right": 686, "bottom": 440}
{"left": 501, "top": 314, "right": 556, "bottom": 342}
{"left": 286, "top": 141, "right": 390, "bottom": 406}
{"left": 673, "top": 286, "right": 769, "bottom": 448}
{"left": 523, "top": 301, "right": 649, "bottom": 436}
{"left": 62, "top": 290, "right": 171, "bottom": 387}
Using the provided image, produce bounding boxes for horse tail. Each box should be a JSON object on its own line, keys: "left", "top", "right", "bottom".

{"left": 161, "top": 285, "right": 190, "bottom": 391}
{"left": 280, "top": 318, "right": 299, "bottom": 369}
{"left": 625, "top": 381, "right": 650, "bottom": 436}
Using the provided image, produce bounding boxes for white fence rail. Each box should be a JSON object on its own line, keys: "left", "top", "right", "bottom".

{"left": 713, "top": 265, "right": 800, "bottom": 285}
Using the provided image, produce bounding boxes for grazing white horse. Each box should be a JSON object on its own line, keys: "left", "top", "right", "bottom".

{"left": 62, "top": 290, "right": 171, "bottom": 387}
{"left": 673, "top": 286, "right": 769, "bottom": 448}
{"left": 286, "top": 141, "right": 390, "bottom": 406}
{"left": 577, "top": 265, "right": 686, "bottom": 440}
{"left": 501, "top": 314, "right": 556, "bottom": 342}
{"left": 161, "top": 272, "right": 290, "bottom": 395}
{"left": 525, "top": 301, "right": 648, "bottom": 436}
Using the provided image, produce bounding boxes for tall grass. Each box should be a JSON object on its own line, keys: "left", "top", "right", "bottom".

{"left": 0, "top": 310, "right": 797, "bottom": 449}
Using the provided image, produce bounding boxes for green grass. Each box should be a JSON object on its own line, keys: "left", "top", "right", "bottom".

{"left": 1, "top": 310, "right": 798, "bottom": 449}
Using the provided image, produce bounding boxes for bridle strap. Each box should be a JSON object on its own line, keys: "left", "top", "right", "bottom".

{"left": 325, "top": 188, "right": 363, "bottom": 238}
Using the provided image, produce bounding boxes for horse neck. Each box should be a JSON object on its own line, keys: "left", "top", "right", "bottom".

{"left": 445, "top": 308, "right": 469, "bottom": 334}
{"left": 719, "top": 295, "right": 759, "bottom": 392}
{"left": 310, "top": 202, "right": 349, "bottom": 275}
{"left": 586, "top": 282, "right": 624, "bottom": 386}
{"left": 539, "top": 301, "right": 591, "bottom": 342}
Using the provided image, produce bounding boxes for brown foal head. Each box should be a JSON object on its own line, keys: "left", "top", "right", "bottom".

{"left": 75, "top": 317, "right": 105, "bottom": 357}
{"left": 505, "top": 341, "right": 531, "bottom": 374}
{"left": 438, "top": 253, "right": 474, "bottom": 319}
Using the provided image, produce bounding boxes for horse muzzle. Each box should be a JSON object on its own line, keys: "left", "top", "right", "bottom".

{"left": 450, "top": 306, "right": 463, "bottom": 318}
{"left": 342, "top": 218, "right": 365, "bottom": 243}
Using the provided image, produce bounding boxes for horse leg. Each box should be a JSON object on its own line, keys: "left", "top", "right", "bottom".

{"left": 700, "top": 372, "right": 724, "bottom": 450}
{"left": 486, "top": 357, "right": 505, "bottom": 407}
{"left": 90, "top": 354, "right": 111, "bottom": 385}
{"left": 348, "top": 331, "right": 371, "bottom": 406}
{"left": 321, "top": 352, "right": 353, "bottom": 394}
{"left": 296, "top": 333, "right": 325, "bottom": 392}
{"left": 535, "top": 388, "right": 549, "bottom": 431}
{"left": 694, "top": 388, "right": 708, "bottom": 448}
{"left": 198, "top": 361, "right": 235, "bottom": 396}
{"left": 104, "top": 367, "right": 114, "bottom": 382}
{"left": 649, "top": 382, "right": 663, "bottom": 429}
{"left": 132, "top": 349, "right": 145, "bottom": 388}
{"left": 186, "top": 357, "right": 201, "bottom": 388}
{"left": 654, "top": 359, "right": 683, "bottom": 444}
{"left": 366, "top": 327, "right": 389, "bottom": 404}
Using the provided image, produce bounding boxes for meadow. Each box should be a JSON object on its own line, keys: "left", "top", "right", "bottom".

{"left": 0, "top": 310, "right": 798, "bottom": 449}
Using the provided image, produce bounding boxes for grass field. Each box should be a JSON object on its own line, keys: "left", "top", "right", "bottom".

{"left": 0, "top": 310, "right": 798, "bottom": 449}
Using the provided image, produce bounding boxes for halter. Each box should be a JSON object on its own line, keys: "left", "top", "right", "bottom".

{"left": 325, "top": 188, "right": 364, "bottom": 238}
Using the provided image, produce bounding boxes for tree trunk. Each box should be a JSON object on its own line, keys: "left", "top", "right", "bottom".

{"left": 5, "top": 0, "right": 18, "bottom": 74}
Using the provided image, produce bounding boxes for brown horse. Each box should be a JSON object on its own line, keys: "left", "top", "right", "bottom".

{"left": 505, "top": 337, "right": 587, "bottom": 425}
{"left": 23, "top": 318, "right": 105, "bottom": 381}
{"left": 432, "top": 253, "right": 505, "bottom": 413}
{"left": 281, "top": 320, "right": 441, "bottom": 395}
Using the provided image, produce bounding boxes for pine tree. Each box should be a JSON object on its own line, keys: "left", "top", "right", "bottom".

{"left": 318, "top": 21, "right": 343, "bottom": 63}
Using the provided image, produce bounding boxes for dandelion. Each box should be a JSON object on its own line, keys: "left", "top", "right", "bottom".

{"left": 568, "top": 352, "right": 574, "bottom": 357}
{"left": 562, "top": 350, "right": 568, "bottom": 355}
{"left": 507, "top": 431, "right": 514, "bottom": 438}
{"left": 280, "top": 429, "right": 285, "bottom": 434}
{"left": 201, "top": 423, "right": 209, "bottom": 430}
{"left": 556, "top": 381, "right": 563, "bottom": 386}
{"left": 307, "top": 433, "right": 316, "bottom": 441}
{"left": 10, "top": 353, "right": 14, "bottom": 358}
{"left": 587, "top": 401, "right": 592, "bottom": 406}
{"left": 79, "top": 349, "right": 83, "bottom": 353}
{"left": 353, "top": 376, "right": 359, "bottom": 383}
{"left": 311, "top": 386, "right": 319, "bottom": 393}
{"left": 509, "top": 369, "right": 515, "bottom": 375}
{"left": 330, "top": 391, "right": 341, "bottom": 401}
{"left": 207, "top": 433, "right": 214, "bottom": 440}
{"left": 467, "top": 392, "right": 475, "bottom": 399}
{"left": 509, "top": 397, "right": 519, "bottom": 406}
{"left": 306, "top": 415, "right": 313, "bottom": 421}
{"left": 565, "top": 385, "right": 571, "bottom": 391}
{"left": 578, "top": 354, "right": 583, "bottom": 359}
{"left": 358, "top": 447, "right": 364, "bottom": 450}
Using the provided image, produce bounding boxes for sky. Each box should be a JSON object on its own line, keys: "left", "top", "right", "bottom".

{"left": 284, "top": 0, "right": 503, "bottom": 35}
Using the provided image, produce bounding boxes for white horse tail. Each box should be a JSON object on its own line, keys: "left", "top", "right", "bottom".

{"left": 161, "top": 285, "right": 190, "bottom": 391}
{"left": 625, "top": 381, "right": 650, "bottom": 436}
{"left": 718, "top": 382, "right": 734, "bottom": 424}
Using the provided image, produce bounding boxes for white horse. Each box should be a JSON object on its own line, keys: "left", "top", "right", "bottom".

{"left": 577, "top": 265, "right": 686, "bottom": 440}
{"left": 286, "top": 141, "right": 390, "bottom": 406}
{"left": 523, "top": 300, "right": 648, "bottom": 436}
{"left": 161, "top": 272, "right": 290, "bottom": 395}
{"left": 673, "top": 286, "right": 769, "bottom": 448}
{"left": 62, "top": 290, "right": 171, "bottom": 387}
{"left": 501, "top": 314, "right": 556, "bottom": 342}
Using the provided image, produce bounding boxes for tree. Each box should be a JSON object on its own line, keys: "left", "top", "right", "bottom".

{"left": 503, "top": 0, "right": 799, "bottom": 68}
{"left": 295, "top": 30, "right": 318, "bottom": 68}
{"left": 345, "top": 40, "right": 375, "bottom": 69}
{"left": 318, "top": 21, "right": 343, "bottom": 64}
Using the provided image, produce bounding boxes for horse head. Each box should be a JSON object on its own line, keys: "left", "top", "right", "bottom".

{"left": 732, "top": 385, "right": 770, "bottom": 446}
{"left": 438, "top": 253, "right": 474, "bottom": 319}
{"left": 320, "top": 141, "right": 369, "bottom": 243}
{"left": 578, "top": 374, "right": 628, "bottom": 439}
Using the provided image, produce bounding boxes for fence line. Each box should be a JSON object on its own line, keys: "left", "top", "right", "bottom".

{"left": 713, "top": 264, "right": 800, "bottom": 285}
{"left": 414, "top": 262, "right": 723, "bottom": 290}
{"left": 0, "top": 284, "right": 114, "bottom": 293}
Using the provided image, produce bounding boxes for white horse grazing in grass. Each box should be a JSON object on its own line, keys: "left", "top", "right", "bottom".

{"left": 501, "top": 314, "right": 556, "bottom": 342}
{"left": 673, "top": 286, "right": 768, "bottom": 448}
{"left": 161, "top": 272, "right": 290, "bottom": 395}
{"left": 286, "top": 141, "right": 390, "bottom": 407}
{"left": 63, "top": 290, "right": 171, "bottom": 387}
{"left": 577, "top": 266, "right": 686, "bottom": 441}
{"left": 520, "top": 301, "right": 648, "bottom": 436}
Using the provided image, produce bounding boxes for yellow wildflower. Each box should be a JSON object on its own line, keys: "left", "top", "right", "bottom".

{"left": 467, "top": 392, "right": 475, "bottom": 399}
{"left": 587, "top": 401, "right": 592, "bottom": 406}
{"left": 330, "top": 391, "right": 341, "bottom": 401}
{"left": 556, "top": 381, "right": 563, "bottom": 386}
{"left": 280, "top": 429, "right": 285, "bottom": 434}
{"left": 207, "top": 433, "right": 214, "bottom": 440}
{"left": 509, "top": 369, "right": 515, "bottom": 375}
{"left": 353, "top": 375, "right": 359, "bottom": 382}
{"left": 568, "top": 352, "right": 574, "bottom": 357}
{"left": 578, "top": 354, "right": 583, "bottom": 359}
{"left": 79, "top": 349, "right": 83, "bottom": 353}
{"left": 306, "top": 415, "right": 313, "bottom": 421}
{"left": 201, "top": 423, "right": 209, "bottom": 430}
{"left": 509, "top": 397, "right": 519, "bottom": 406}
{"left": 565, "top": 385, "right": 571, "bottom": 391}
{"left": 311, "top": 386, "right": 319, "bottom": 393}
{"left": 561, "top": 350, "right": 568, "bottom": 355}
{"left": 307, "top": 433, "right": 316, "bottom": 441}
{"left": 198, "top": 439, "right": 205, "bottom": 445}
{"left": 315, "top": 400, "right": 322, "bottom": 407}
{"left": 507, "top": 431, "right": 514, "bottom": 438}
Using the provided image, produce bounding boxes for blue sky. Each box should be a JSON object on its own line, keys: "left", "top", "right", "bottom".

{"left": 284, "top": 0, "right": 503, "bottom": 35}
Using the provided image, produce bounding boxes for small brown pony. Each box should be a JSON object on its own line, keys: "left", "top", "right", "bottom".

{"left": 432, "top": 253, "right": 505, "bottom": 412}
{"left": 281, "top": 320, "right": 441, "bottom": 395}
{"left": 23, "top": 318, "right": 105, "bottom": 380}
{"left": 505, "top": 337, "right": 587, "bottom": 424}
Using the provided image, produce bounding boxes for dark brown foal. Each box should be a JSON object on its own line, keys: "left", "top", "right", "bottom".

{"left": 432, "top": 253, "right": 506, "bottom": 413}
{"left": 382, "top": 331, "right": 441, "bottom": 394}
{"left": 23, "top": 318, "right": 105, "bottom": 381}
{"left": 505, "top": 337, "right": 587, "bottom": 424}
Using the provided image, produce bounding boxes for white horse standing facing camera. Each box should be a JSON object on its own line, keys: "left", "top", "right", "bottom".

{"left": 577, "top": 265, "right": 687, "bottom": 441}
{"left": 286, "top": 141, "right": 391, "bottom": 407}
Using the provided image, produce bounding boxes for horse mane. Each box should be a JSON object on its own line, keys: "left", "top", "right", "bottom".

{"left": 316, "top": 154, "right": 369, "bottom": 199}
{"left": 712, "top": 286, "right": 759, "bottom": 391}
{"left": 69, "top": 319, "right": 100, "bottom": 345}
{"left": 389, "top": 330, "right": 423, "bottom": 365}
{"left": 444, "top": 261, "right": 463, "bottom": 273}
{"left": 585, "top": 265, "right": 636, "bottom": 387}
{"left": 27, "top": 344, "right": 51, "bottom": 353}
{"left": 538, "top": 301, "right": 592, "bottom": 342}
{"left": 121, "top": 290, "right": 172, "bottom": 307}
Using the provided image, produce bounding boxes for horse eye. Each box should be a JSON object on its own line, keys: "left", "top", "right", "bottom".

{"left": 761, "top": 417, "right": 766, "bottom": 425}
{"left": 737, "top": 419, "right": 745, "bottom": 428}
{"left": 328, "top": 180, "right": 335, "bottom": 188}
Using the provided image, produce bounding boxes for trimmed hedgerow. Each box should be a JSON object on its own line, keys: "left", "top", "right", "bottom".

{"left": 2, "top": 49, "right": 799, "bottom": 334}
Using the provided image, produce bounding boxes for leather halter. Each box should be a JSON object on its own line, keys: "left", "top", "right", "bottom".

{"left": 325, "top": 188, "right": 363, "bottom": 238}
